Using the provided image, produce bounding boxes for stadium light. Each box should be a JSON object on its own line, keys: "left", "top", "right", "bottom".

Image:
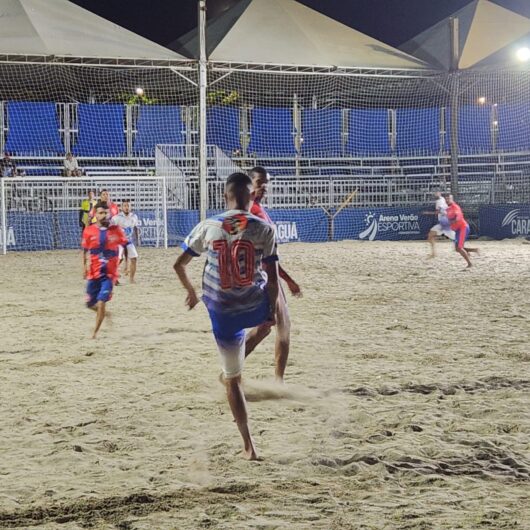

{"left": 516, "top": 47, "right": 530, "bottom": 62}
{"left": 477, "top": 96, "right": 486, "bottom": 105}
{"left": 135, "top": 87, "right": 145, "bottom": 96}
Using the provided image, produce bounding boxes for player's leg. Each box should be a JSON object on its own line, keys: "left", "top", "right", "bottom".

{"left": 92, "top": 278, "right": 113, "bottom": 338}
{"left": 245, "top": 323, "right": 272, "bottom": 357}
{"left": 92, "top": 300, "right": 106, "bottom": 339}
{"left": 127, "top": 243, "right": 138, "bottom": 283}
{"left": 217, "top": 330, "right": 258, "bottom": 460}
{"left": 454, "top": 228, "right": 472, "bottom": 268}
{"left": 427, "top": 225, "right": 441, "bottom": 258}
{"left": 274, "top": 288, "right": 290, "bottom": 382}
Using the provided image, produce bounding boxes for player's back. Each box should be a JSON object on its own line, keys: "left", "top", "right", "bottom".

{"left": 183, "top": 209, "right": 277, "bottom": 316}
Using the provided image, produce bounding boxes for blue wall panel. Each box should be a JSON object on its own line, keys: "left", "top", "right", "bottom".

{"left": 74, "top": 104, "right": 126, "bottom": 156}
{"left": 6, "top": 102, "right": 64, "bottom": 156}
{"left": 348, "top": 109, "right": 390, "bottom": 155}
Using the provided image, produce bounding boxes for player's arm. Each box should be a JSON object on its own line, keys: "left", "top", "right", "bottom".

{"left": 81, "top": 228, "right": 89, "bottom": 278}
{"left": 173, "top": 251, "right": 199, "bottom": 310}
{"left": 278, "top": 265, "right": 302, "bottom": 297}
{"left": 263, "top": 260, "right": 279, "bottom": 323}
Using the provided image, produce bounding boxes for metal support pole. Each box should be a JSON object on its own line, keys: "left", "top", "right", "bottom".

{"left": 1, "top": 177, "right": 7, "bottom": 255}
{"left": 198, "top": 0, "right": 208, "bottom": 221}
{"left": 449, "top": 17, "right": 460, "bottom": 199}
{"left": 162, "top": 176, "right": 168, "bottom": 249}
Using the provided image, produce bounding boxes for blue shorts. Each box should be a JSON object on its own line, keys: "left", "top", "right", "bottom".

{"left": 454, "top": 225, "right": 470, "bottom": 250}
{"left": 207, "top": 296, "right": 271, "bottom": 341}
{"left": 207, "top": 297, "right": 271, "bottom": 379}
{"left": 86, "top": 277, "right": 113, "bottom": 307}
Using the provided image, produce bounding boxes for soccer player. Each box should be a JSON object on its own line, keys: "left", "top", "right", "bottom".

{"left": 82, "top": 201, "right": 127, "bottom": 338}
{"left": 446, "top": 194, "right": 479, "bottom": 268}
{"left": 112, "top": 200, "right": 140, "bottom": 283}
{"left": 79, "top": 189, "right": 97, "bottom": 233}
{"left": 245, "top": 166, "right": 301, "bottom": 382}
{"left": 89, "top": 189, "right": 119, "bottom": 223}
{"left": 423, "top": 191, "right": 455, "bottom": 258}
{"left": 173, "top": 172, "right": 279, "bottom": 461}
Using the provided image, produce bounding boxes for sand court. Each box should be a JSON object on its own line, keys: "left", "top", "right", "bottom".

{"left": 0, "top": 240, "right": 529, "bottom": 528}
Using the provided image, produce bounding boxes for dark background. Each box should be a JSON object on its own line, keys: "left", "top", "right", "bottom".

{"left": 71, "top": 0, "right": 530, "bottom": 50}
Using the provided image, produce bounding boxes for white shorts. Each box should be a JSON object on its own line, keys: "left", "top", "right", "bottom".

{"left": 430, "top": 224, "right": 455, "bottom": 240}
{"left": 119, "top": 243, "right": 138, "bottom": 260}
{"left": 216, "top": 332, "right": 245, "bottom": 379}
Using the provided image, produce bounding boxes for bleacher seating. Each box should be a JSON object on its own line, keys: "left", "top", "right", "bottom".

{"left": 5, "top": 102, "right": 64, "bottom": 156}
{"left": 207, "top": 106, "right": 241, "bottom": 154}
{"left": 134, "top": 105, "right": 184, "bottom": 156}
{"left": 347, "top": 109, "right": 390, "bottom": 156}
{"left": 249, "top": 108, "right": 296, "bottom": 156}
{"left": 301, "top": 109, "right": 343, "bottom": 157}
{"left": 73, "top": 104, "right": 126, "bottom": 157}
{"left": 396, "top": 108, "right": 440, "bottom": 155}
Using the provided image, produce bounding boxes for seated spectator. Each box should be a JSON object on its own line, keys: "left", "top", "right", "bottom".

{"left": 0, "top": 153, "right": 17, "bottom": 178}
{"left": 64, "top": 152, "right": 82, "bottom": 177}
{"left": 232, "top": 148, "right": 242, "bottom": 158}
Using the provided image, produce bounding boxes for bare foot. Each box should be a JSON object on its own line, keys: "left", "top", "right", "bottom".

{"left": 426, "top": 254, "right": 435, "bottom": 260}
{"left": 124, "top": 269, "right": 129, "bottom": 276}
{"left": 242, "top": 446, "right": 259, "bottom": 461}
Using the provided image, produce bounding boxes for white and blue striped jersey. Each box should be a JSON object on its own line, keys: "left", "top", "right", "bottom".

{"left": 182, "top": 210, "right": 278, "bottom": 316}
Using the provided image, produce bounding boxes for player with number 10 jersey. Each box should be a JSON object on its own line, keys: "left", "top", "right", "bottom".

{"left": 173, "top": 172, "right": 279, "bottom": 461}
{"left": 182, "top": 207, "right": 278, "bottom": 336}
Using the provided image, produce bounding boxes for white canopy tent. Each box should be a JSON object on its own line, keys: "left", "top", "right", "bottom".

{"left": 400, "top": 0, "right": 530, "bottom": 70}
{"left": 0, "top": 0, "right": 187, "bottom": 62}
{"left": 172, "top": 0, "right": 429, "bottom": 70}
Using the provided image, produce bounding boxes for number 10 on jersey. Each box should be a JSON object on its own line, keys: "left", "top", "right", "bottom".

{"left": 213, "top": 240, "right": 255, "bottom": 289}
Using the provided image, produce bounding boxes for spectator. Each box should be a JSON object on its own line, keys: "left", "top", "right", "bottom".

{"left": 64, "top": 152, "right": 82, "bottom": 177}
{"left": 0, "top": 153, "right": 17, "bottom": 178}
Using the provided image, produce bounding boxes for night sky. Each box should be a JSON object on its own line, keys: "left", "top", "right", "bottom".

{"left": 71, "top": 0, "right": 530, "bottom": 49}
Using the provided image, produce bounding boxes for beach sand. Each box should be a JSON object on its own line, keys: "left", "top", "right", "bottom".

{"left": 0, "top": 240, "right": 529, "bottom": 529}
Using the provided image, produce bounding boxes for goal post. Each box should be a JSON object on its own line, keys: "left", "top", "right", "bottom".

{"left": 0, "top": 176, "right": 169, "bottom": 252}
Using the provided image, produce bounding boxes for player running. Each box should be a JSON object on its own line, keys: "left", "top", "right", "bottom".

{"left": 446, "top": 194, "right": 479, "bottom": 268}
{"left": 82, "top": 201, "right": 127, "bottom": 338}
{"left": 245, "top": 166, "right": 301, "bottom": 382}
{"left": 423, "top": 191, "right": 455, "bottom": 258}
{"left": 112, "top": 200, "right": 140, "bottom": 283}
{"left": 173, "top": 172, "right": 279, "bottom": 461}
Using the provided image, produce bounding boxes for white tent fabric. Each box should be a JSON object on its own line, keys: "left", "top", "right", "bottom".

{"left": 401, "top": 0, "right": 530, "bottom": 70}
{"left": 207, "top": 0, "right": 428, "bottom": 69}
{"left": 0, "top": 0, "right": 186, "bottom": 61}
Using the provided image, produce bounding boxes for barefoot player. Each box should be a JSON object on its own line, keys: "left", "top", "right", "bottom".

{"left": 82, "top": 202, "right": 127, "bottom": 338}
{"left": 446, "top": 194, "right": 479, "bottom": 268}
{"left": 173, "top": 172, "right": 279, "bottom": 460}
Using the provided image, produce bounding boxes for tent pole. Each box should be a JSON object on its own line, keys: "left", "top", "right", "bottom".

{"left": 199, "top": 0, "right": 208, "bottom": 221}
{"left": 449, "top": 16, "right": 460, "bottom": 199}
